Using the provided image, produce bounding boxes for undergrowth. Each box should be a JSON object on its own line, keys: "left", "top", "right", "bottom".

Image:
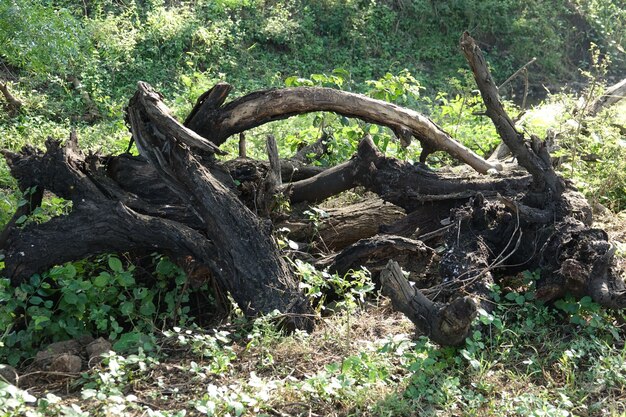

{"left": 2, "top": 265, "right": 626, "bottom": 416}
{"left": 1, "top": 1, "right": 626, "bottom": 415}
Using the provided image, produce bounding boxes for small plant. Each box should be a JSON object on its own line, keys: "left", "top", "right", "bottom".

{"left": 294, "top": 260, "right": 375, "bottom": 313}
{"left": 164, "top": 326, "right": 236, "bottom": 375}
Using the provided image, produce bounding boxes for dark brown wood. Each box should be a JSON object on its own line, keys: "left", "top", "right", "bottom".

{"left": 128, "top": 82, "right": 313, "bottom": 328}
{"left": 266, "top": 135, "right": 282, "bottom": 187}
{"left": 321, "top": 235, "right": 439, "bottom": 284}
{"left": 281, "top": 198, "right": 406, "bottom": 252}
{"left": 1, "top": 84, "right": 314, "bottom": 330}
{"left": 238, "top": 133, "right": 246, "bottom": 158}
{"left": 460, "top": 32, "right": 564, "bottom": 196}
{"left": 292, "top": 131, "right": 330, "bottom": 163}
{"left": 284, "top": 160, "right": 357, "bottom": 204}
{"left": 185, "top": 85, "right": 500, "bottom": 173}
{"left": 184, "top": 82, "right": 233, "bottom": 127}
{"left": 285, "top": 136, "right": 531, "bottom": 208}
{"left": 4, "top": 72, "right": 626, "bottom": 348}
{"left": 381, "top": 260, "right": 476, "bottom": 346}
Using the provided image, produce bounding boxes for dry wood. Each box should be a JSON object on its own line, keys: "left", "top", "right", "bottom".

{"left": 266, "top": 135, "right": 282, "bottom": 187}
{"left": 128, "top": 82, "right": 313, "bottom": 327}
{"left": 281, "top": 198, "right": 406, "bottom": 251}
{"left": 185, "top": 85, "right": 501, "bottom": 173}
{"left": 0, "top": 81, "right": 23, "bottom": 113}
{"left": 1, "top": 83, "right": 315, "bottom": 330}
{"left": 381, "top": 260, "right": 476, "bottom": 346}
{"left": 285, "top": 136, "right": 530, "bottom": 208}
{"left": 132, "top": 82, "right": 226, "bottom": 156}
{"left": 460, "top": 32, "right": 564, "bottom": 196}
{"left": 587, "top": 77, "right": 626, "bottom": 116}
{"left": 238, "top": 132, "right": 246, "bottom": 158}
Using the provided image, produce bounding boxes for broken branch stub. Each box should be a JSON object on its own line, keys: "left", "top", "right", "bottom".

{"left": 381, "top": 260, "right": 476, "bottom": 346}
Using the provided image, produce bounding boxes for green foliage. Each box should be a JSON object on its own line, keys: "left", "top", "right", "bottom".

{"left": 295, "top": 260, "right": 375, "bottom": 313}
{"left": 0, "top": 0, "right": 89, "bottom": 76}
{"left": 0, "top": 254, "right": 197, "bottom": 366}
{"left": 518, "top": 48, "right": 626, "bottom": 211}
{"left": 79, "top": 350, "right": 159, "bottom": 415}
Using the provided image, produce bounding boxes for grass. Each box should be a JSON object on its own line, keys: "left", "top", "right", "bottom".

{"left": 2, "top": 289, "right": 626, "bottom": 416}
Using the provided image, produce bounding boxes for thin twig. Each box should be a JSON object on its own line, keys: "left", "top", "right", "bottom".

{"left": 498, "top": 57, "right": 537, "bottom": 91}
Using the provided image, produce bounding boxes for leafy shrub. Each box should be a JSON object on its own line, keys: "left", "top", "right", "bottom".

{"left": 0, "top": 254, "right": 203, "bottom": 365}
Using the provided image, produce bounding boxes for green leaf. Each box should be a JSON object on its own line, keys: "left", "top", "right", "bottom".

{"left": 64, "top": 292, "right": 78, "bottom": 305}
{"left": 63, "top": 264, "right": 77, "bottom": 279}
{"left": 29, "top": 274, "right": 41, "bottom": 286}
{"left": 120, "top": 301, "right": 134, "bottom": 315}
{"left": 108, "top": 257, "right": 124, "bottom": 273}
{"left": 116, "top": 272, "right": 135, "bottom": 287}
{"left": 133, "top": 288, "right": 147, "bottom": 300}
{"left": 29, "top": 296, "right": 43, "bottom": 306}
{"left": 93, "top": 273, "right": 109, "bottom": 287}
{"left": 139, "top": 301, "right": 155, "bottom": 316}
{"left": 112, "top": 332, "right": 142, "bottom": 352}
{"left": 156, "top": 258, "right": 176, "bottom": 277}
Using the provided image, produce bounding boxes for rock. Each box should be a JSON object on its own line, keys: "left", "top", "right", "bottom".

{"left": 34, "top": 340, "right": 82, "bottom": 369}
{"left": 86, "top": 338, "right": 112, "bottom": 365}
{"left": 48, "top": 354, "right": 82, "bottom": 373}
{"left": 33, "top": 337, "right": 96, "bottom": 370}
{"left": 0, "top": 364, "right": 18, "bottom": 385}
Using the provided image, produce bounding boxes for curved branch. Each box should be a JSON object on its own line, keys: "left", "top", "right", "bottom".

{"left": 185, "top": 86, "right": 500, "bottom": 174}
{"left": 285, "top": 136, "right": 531, "bottom": 208}
{"left": 128, "top": 82, "right": 313, "bottom": 328}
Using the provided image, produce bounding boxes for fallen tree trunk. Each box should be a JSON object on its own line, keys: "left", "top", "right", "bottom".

{"left": 280, "top": 198, "right": 406, "bottom": 252}
{"left": 587, "top": 77, "right": 626, "bottom": 116}
{"left": 2, "top": 34, "right": 625, "bottom": 347}
{"left": 379, "top": 34, "right": 625, "bottom": 345}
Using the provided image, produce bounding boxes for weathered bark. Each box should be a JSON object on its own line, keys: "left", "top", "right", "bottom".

{"left": 286, "top": 136, "right": 530, "bottom": 208}
{"left": 127, "top": 82, "right": 314, "bottom": 328}
{"left": 381, "top": 260, "right": 476, "bottom": 346}
{"left": 1, "top": 84, "right": 315, "bottom": 330}
{"left": 320, "top": 235, "right": 439, "bottom": 285}
{"left": 461, "top": 32, "right": 564, "bottom": 197}
{"left": 281, "top": 198, "right": 406, "bottom": 252}
{"left": 184, "top": 84, "right": 501, "bottom": 174}
{"left": 372, "top": 33, "right": 626, "bottom": 344}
